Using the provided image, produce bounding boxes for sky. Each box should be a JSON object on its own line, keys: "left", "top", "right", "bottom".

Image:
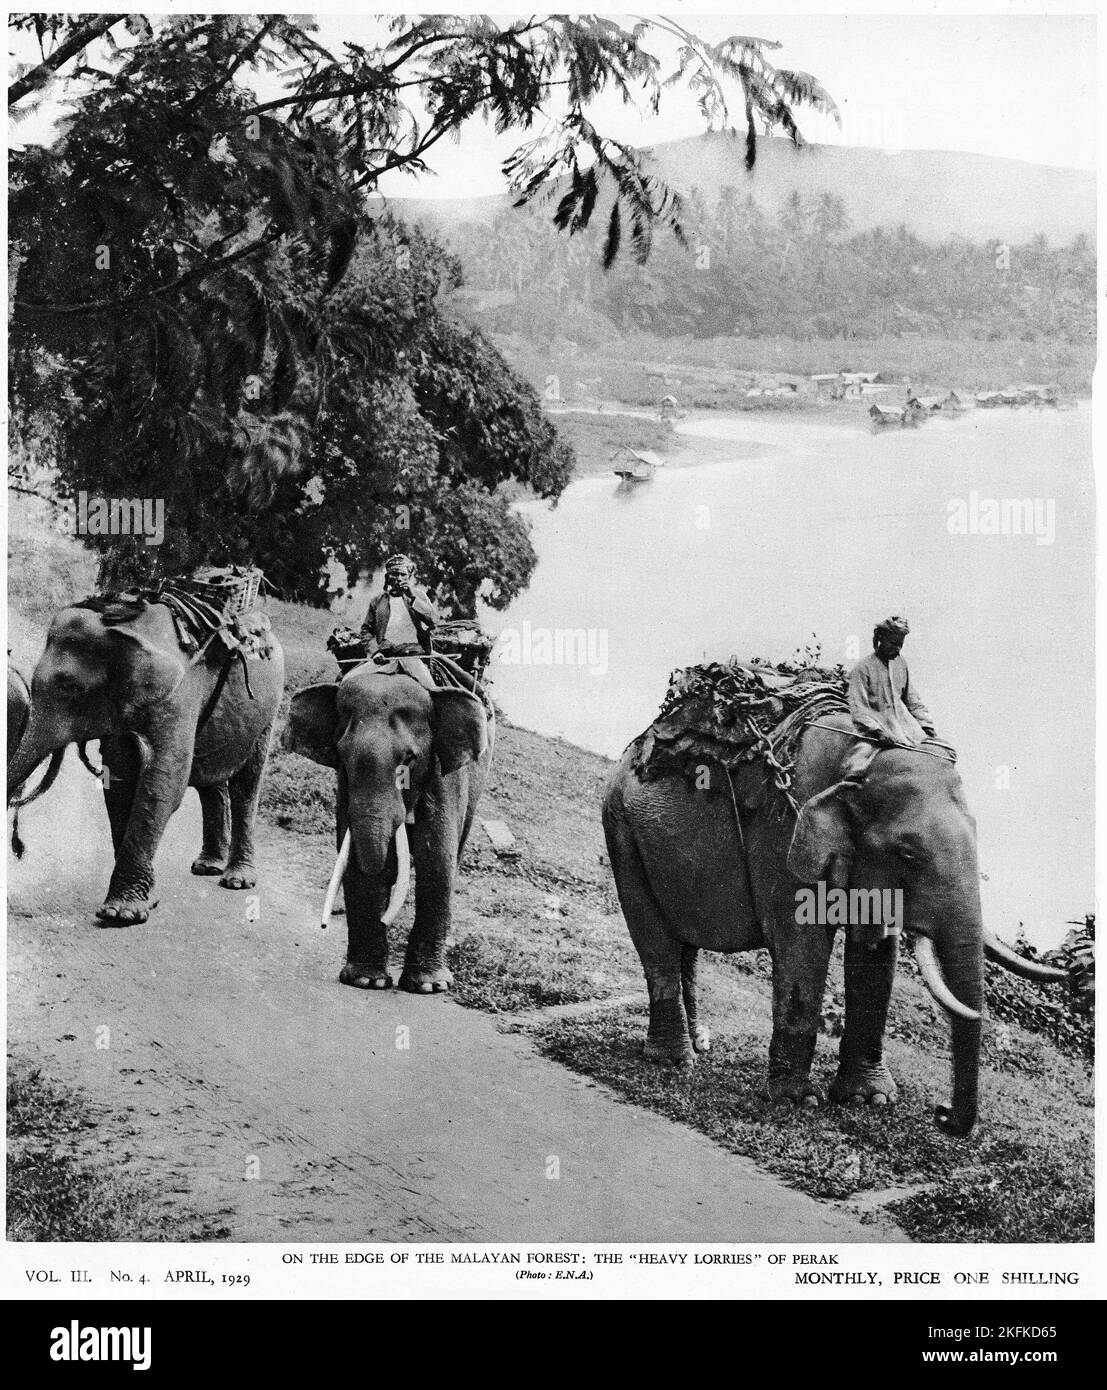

{"left": 9, "top": 10, "right": 1097, "bottom": 198}
{"left": 321, "top": 10, "right": 1098, "bottom": 197}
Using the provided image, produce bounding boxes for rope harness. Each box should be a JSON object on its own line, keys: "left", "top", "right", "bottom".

{"left": 806, "top": 719, "right": 958, "bottom": 765}
{"left": 632, "top": 659, "right": 958, "bottom": 819}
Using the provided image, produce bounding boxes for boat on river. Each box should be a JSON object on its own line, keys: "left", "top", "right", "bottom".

{"left": 612, "top": 447, "right": 662, "bottom": 482}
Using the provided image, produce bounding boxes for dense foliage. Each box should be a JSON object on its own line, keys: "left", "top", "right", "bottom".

{"left": 442, "top": 187, "right": 1095, "bottom": 347}
{"left": 8, "top": 13, "right": 835, "bottom": 608}
{"left": 983, "top": 918, "right": 1095, "bottom": 1061}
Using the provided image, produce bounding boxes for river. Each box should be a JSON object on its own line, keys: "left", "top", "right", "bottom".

{"left": 481, "top": 402, "right": 1094, "bottom": 949}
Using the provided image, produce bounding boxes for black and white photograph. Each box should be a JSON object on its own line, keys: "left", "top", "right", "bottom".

{"left": 2, "top": 4, "right": 1099, "bottom": 1314}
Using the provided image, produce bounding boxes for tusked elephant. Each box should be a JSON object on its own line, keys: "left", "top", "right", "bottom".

{"left": 285, "top": 662, "right": 493, "bottom": 993}
{"left": 602, "top": 710, "right": 1065, "bottom": 1137}
{"left": 7, "top": 599, "right": 284, "bottom": 924}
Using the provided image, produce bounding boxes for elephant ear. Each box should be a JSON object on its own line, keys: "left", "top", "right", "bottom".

{"left": 787, "top": 782, "right": 857, "bottom": 886}
{"left": 431, "top": 688, "right": 488, "bottom": 776}
{"left": 285, "top": 684, "right": 341, "bottom": 767}
{"left": 105, "top": 625, "right": 187, "bottom": 721}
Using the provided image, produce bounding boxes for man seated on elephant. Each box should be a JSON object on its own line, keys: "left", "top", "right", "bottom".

{"left": 361, "top": 554, "right": 437, "bottom": 657}
{"left": 849, "top": 615, "right": 937, "bottom": 748}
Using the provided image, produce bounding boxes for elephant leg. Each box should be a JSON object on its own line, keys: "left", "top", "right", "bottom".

{"left": 339, "top": 856, "right": 393, "bottom": 989}
{"left": 681, "top": 944, "right": 710, "bottom": 1053}
{"left": 400, "top": 821, "right": 453, "bottom": 994}
{"left": 642, "top": 934, "right": 693, "bottom": 1065}
{"left": 191, "top": 783, "right": 230, "bottom": 875}
{"left": 98, "top": 733, "right": 193, "bottom": 926}
{"left": 219, "top": 725, "right": 273, "bottom": 890}
{"left": 830, "top": 933, "right": 899, "bottom": 1106}
{"left": 100, "top": 735, "right": 139, "bottom": 855}
{"left": 606, "top": 821, "right": 693, "bottom": 1064}
{"left": 765, "top": 924, "right": 834, "bottom": 1106}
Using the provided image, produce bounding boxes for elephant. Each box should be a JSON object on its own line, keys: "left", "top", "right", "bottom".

{"left": 602, "top": 710, "right": 1065, "bottom": 1137}
{"left": 7, "top": 599, "right": 284, "bottom": 924}
{"left": 285, "top": 661, "right": 493, "bottom": 993}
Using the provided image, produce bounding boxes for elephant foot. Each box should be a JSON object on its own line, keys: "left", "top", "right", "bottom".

{"left": 830, "top": 1064, "right": 898, "bottom": 1108}
{"left": 339, "top": 962, "right": 393, "bottom": 990}
{"left": 643, "top": 1036, "right": 696, "bottom": 1067}
{"left": 219, "top": 864, "right": 256, "bottom": 890}
{"left": 190, "top": 856, "right": 226, "bottom": 876}
{"left": 690, "top": 1022, "right": 711, "bottom": 1053}
{"left": 96, "top": 897, "right": 157, "bottom": 927}
{"left": 934, "top": 1104, "right": 976, "bottom": 1137}
{"left": 398, "top": 965, "right": 453, "bottom": 994}
{"left": 763, "top": 1074, "right": 823, "bottom": 1108}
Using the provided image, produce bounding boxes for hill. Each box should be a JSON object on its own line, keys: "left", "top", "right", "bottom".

{"left": 386, "top": 134, "right": 1095, "bottom": 247}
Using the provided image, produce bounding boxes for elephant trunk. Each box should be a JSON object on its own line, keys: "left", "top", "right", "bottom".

{"left": 914, "top": 936, "right": 979, "bottom": 1021}
{"left": 921, "top": 931, "right": 984, "bottom": 1138}
{"left": 349, "top": 812, "right": 398, "bottom": 880}
{"left": 319, "top": 826, "right": 409, "bottom": 929}
{"left": 8, "top": 745, "right": 66, "bottom": 809}
{"left": 382, "top": 826, "right": 410, "bottom": 926}
{"left": 938, "top": 1010, "right": 982, "bottom": 1138}
{"left": 7, "top": 711, "right": 66, "bottom": 803}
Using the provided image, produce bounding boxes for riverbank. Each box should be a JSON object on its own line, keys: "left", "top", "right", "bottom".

{"left": 545, "top": 407, "right": 780, "bottom": 477}
{"left": 532, "top": 353, "right": 1089, "bottom": 480}
{"left": 502, "top": 332, "right": 1095, "bottom": 415}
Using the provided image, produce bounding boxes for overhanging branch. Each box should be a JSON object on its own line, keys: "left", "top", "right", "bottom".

{"left": 8, "top": 14, "right": 128, "bottom": 108}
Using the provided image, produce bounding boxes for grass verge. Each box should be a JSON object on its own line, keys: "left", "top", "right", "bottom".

{"left": 525, "top": 1006, "right": 1093, "bottom": 1243}
{"left": 7, "top": 1060, "right": 214, "bottom": 1241}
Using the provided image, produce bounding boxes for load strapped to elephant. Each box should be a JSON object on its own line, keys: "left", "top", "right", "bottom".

{"left": 326, "top": 621, "right": 494, "bottom": 699}
{"left": 632, "top": 656, "right": 958, "bottom": 820}
{"left": 632, "top": 658, "right": 867, "bottom": 815}
{"left": 82, "top": 564, "right": 276, "bottom": 670}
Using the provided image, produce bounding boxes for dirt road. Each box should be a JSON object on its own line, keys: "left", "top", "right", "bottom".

{"left": 7, "top": 614, "right": 897, "bottom": 1243}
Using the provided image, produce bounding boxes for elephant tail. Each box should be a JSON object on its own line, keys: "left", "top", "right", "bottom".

{"left": 10, "top": 808, "right": 25, "bottom": 859}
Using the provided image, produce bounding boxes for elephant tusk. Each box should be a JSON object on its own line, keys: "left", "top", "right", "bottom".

{"left": 983, "top": 929, "right": 1068, "bottom": 984}
{"left": 319, "top": 830, "right": 351, "bottom": 930}
{"left": 381, "top": 824, "right": 410, "bottom": 927}
{"left": 914, "top": 936, "right": 981, "bottom": 1021}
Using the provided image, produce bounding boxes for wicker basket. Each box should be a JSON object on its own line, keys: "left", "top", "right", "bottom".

{"left": 184, "top": 566, "right": 263, "bottom": 617}
{"left": 327, "top": 627, "right": 370, "bottom": 671}
{"left": 432, "top": 621, "right": 496, "bottom": 680}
